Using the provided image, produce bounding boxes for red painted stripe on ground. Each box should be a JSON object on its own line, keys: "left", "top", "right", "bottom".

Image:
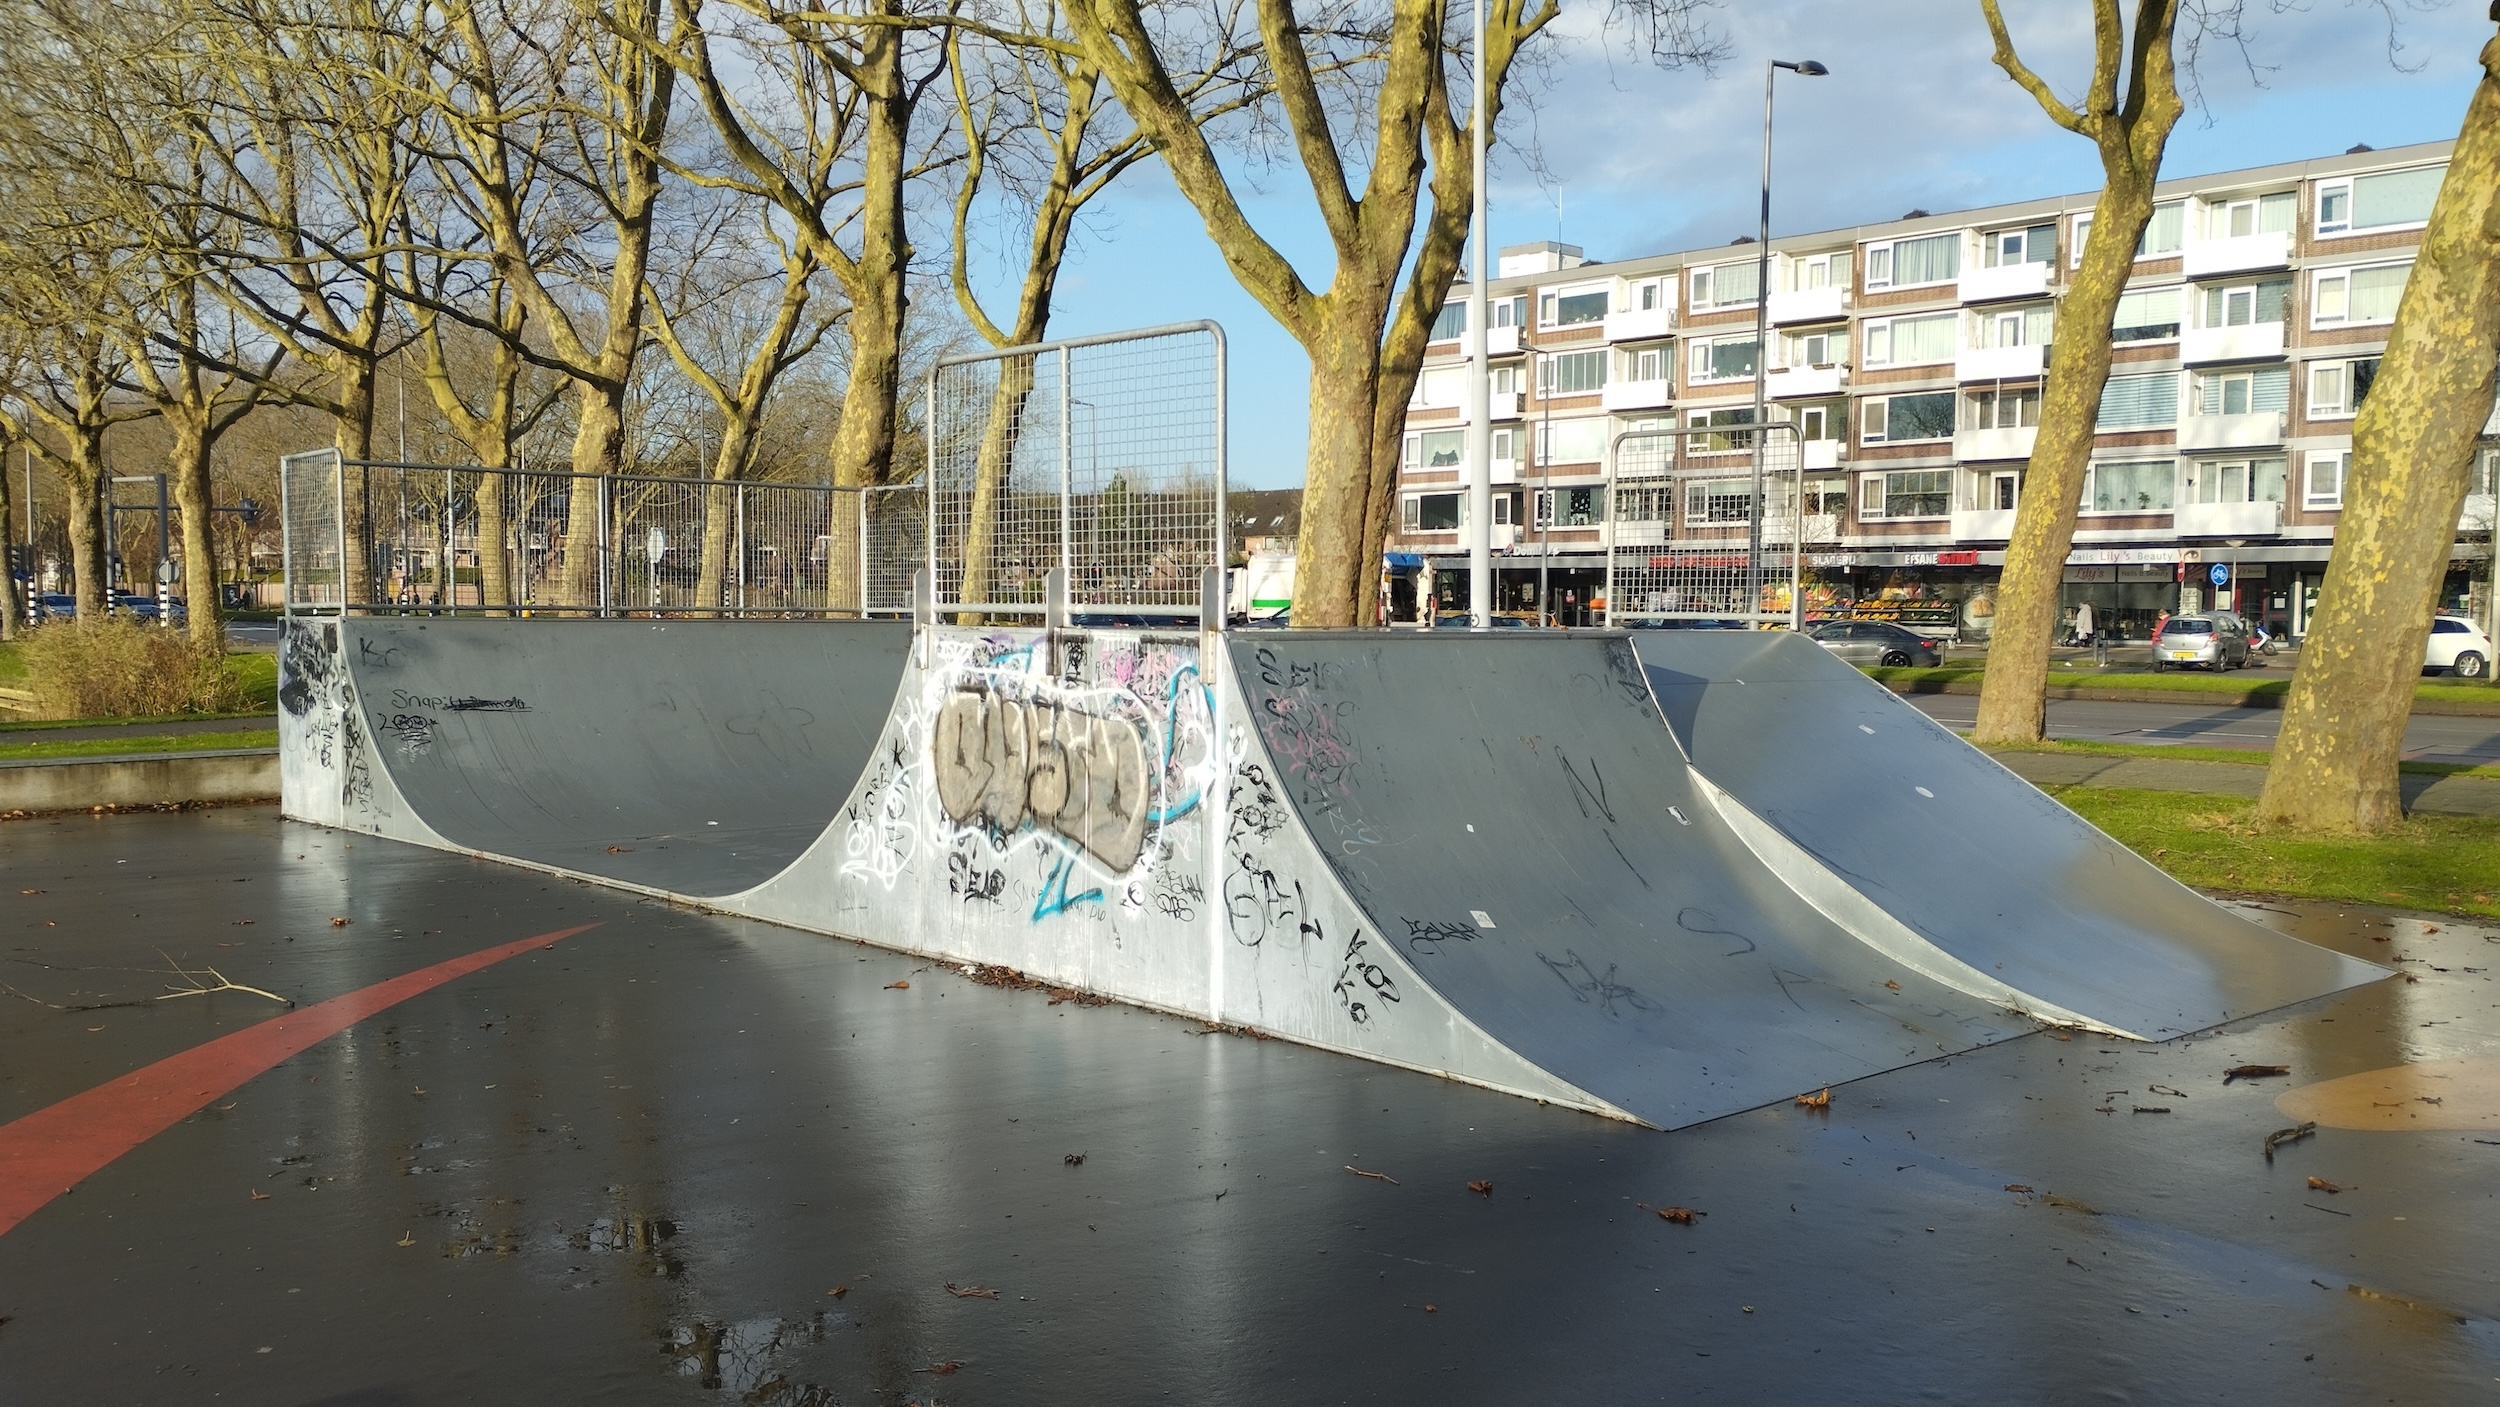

{"left": 0, "top": 924, "right": 597, "bottom": 1238}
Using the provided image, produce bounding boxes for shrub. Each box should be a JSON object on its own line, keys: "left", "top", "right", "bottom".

{"left": 16, "top": 619, "right": 253, "bottom": 720}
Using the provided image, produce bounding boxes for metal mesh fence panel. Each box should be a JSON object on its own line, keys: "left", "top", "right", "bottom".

{"left": 927, "top": 322, "right": 1222, "bottom": 616}
{"left": 1606, "top": 425, "right": 1812, "bottom": 623}
{"left": 862, "top": 482, "right": 925, "bottom": 614}
{"left": 280, "top": 449, "right": 344, "bottom": 611}
{"left": 736, "top": 480, "right": 841, "bottom": 615}
{"left": 440, "top": 467, "right": 603, "bottom": 614}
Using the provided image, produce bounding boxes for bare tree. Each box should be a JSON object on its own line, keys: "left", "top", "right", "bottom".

{"left": 2259, "top": 24, "right": 2500, "bottom": 833}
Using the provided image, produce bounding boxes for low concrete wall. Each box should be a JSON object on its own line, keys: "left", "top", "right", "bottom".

{"left": 0, "top": 748, "right": 278, "bottom": 813}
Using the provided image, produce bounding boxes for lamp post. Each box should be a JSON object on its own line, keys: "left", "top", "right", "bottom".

{"left": 1465, "top": 0, "right": 1493, "bottom": 628}
{"left": 1750, "top": 57, "right": 1827, "bottom": 628}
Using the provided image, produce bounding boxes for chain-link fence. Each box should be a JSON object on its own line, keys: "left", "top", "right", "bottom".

{"left": 927, "top": 322, "right": 1223, "bottom": 618}
{"left": 281, "top": 456, "right": 925, "bottom": 618}
{"left": 1605, "top": 422, "right": 1825, "bottom": 626}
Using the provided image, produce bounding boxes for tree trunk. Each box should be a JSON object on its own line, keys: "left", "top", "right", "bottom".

{"left": 2258, "top": 32, "right": 2500, "bottom": 833}
{"left": 1294, "top": 317, "right": 1390, "bottom": 629}
{"left": 333, "top": 366, "right": 377, "bottom": 609}
{"left": 1972, "top": 174, "right": 2162, "bottom": 743}
{"left": 0, "top": 449, "right": 15, "bottom": 640}
{"left": 829, "top": 12, "right": 911, "bottom": 492}
{"left": 559, "top": 384, "right": 626, "bottom": 609}
{"left": 62, "top": 441, "right": 107, "bottom": 625}
{"left": 165, "top": 410, "right": 227, "bottom": 645}
{"left": 693, "top": 415, "right": 759, "bottom": 616}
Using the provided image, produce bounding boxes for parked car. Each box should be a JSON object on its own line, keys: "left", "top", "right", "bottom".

{"left": 1628, "top": 616, "right": 1749, "bottom": 630}
{"left": 1805, "top": 619, "right": 1943, "bottom": 667}
{"left": 112, "top": 593, "right": 189, "bottom": 624}
{"left": 32, "top": 592, "right": 75, "bottom": 622}
{"left": 1430, "top": 614, "right": 1539, "bottom": 629}
{"left": 2426, "top": 615, "right": 2492, "bottom": 679}
{"left": 2151, "top": 612, "right": 2251, "bottom": 671}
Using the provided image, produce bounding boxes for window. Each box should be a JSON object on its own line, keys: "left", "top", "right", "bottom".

{"left": 1795, "top": 401, "right": 1845, "bottom": 442}
{"left": 2201, "top": 278, "right": 2291, "bottom": 328}
{"left": 1538, "top": 349, "right": 1607, "bottom": 396}
{"left": 1689, "top": 260, "right": 1760, "bottom": 310}
{"left": 1863, "top": 312, "right": 1957, "bottom": 367}
{"left": 2206, "top": 192, "right": 2295, "bottom": 239}
{"left": 1968, "top": 387, "right": 2041, "bottom": 429}
{"left": 1784, "top": 327, "right": 1845, "bottom": 367}
{"left": 1860, "top": 392, "right": 1956, "bottom": 444}
{"left": 2195, "top": 366, "right": 2289, "bottom": 417}
{"left": 1687, "top": 406, "right": 1758, "bottom": 453}
{"left": 1403, "top": 428, "right": 1464, "bottom": 469}
{"left": 1786, "top": 250, "right": 1851, "bottom": 291}
{"left": 1856, "top": 469, "right": 1951, "bottom": 520}
{"left": 1412, "top": 366, "right": 1464, "bottom": 407}
{"left": 1803, "top": 475, "right": 1848, "bottom": 515}
{"left": 1535, "top": 486, "right": 1605, "bottom": 527}
{"left": 1613, "top": 484, "right": 1672, "bottom": 522}
{"left": 1984, "top": 303, "right": 2055, "bottom": 347}
{"left": 2083, "top": 459, "right": 2176, "bottom": 513}
{"left": 1865, "top": 231, "right": 1960, "bottom": 289}
{"left": 1493, "top": 492, "right": 1517, "bottom": 526}
{"left": 1687, "top": 335, "right": 1758, "bottom": 383}
{"left": 1491, "top": 427, "right": 1517, "bottom": 462}
{"left": 2311, "top": 261, "right": 2411, "bottom": 328}
{"left": 1429, "top": 303, "right": 1466, "bottom": 341}
{"left": 1621, "top": 344, "right": 1667, "bottom": 382}
{"left": 2110, "top": 287, "right": 2182, "bottom": 342}
{"left": 1535, "top": 418, "right": 1607, "bottom": 465}
{"left": 1401, "top": 493, "right": 1462, "bottom": 531}
{"left": 2071, "top": 201, "right": 2185, "bottom": 264}
{"left": 1491, "top": 365, "right": 1519, "bottom": 396}
{"left": 1624, "top": 277, "right": 1667, "bottom": 312}
{"left": 2095, "top": 373, "right": 2179, "bottom": 430}
{"left": 1616, "top": 417, "right": 1672, "bottom": 476}
{"left": 1983, "top": 223, "right": 2057, "bottom": 267}
{"left": 2315, "top": 165, "right": 2445, "bottom": 236}
{"left": 2306, "top": 357, "right": 2380, "bottom": 419}
{"left": 2304, "top": 449, "right": 2349, "bottom": 509}
{"left": 2475, "top": 447, "right": 2499, "bottom": 498}
{"left": 1491, "top": 296, "right": 1525, "bottom": 329}
{"left": 2184, "top": 456, "right": 2287, "bottom": 504}
{"left": 1539, "top": 286, "right": 1608, "bottom": 327}
{"left": 1683, "top": 479, "right": 1757, "bottom": 524}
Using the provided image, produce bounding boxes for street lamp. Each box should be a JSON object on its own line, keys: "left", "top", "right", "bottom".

{"left": 1751, "top": 58, "right": 1827, "bottom": 629}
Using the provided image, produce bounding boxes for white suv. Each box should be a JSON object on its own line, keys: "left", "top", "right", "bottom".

{"left": 2426, "top": 615, "right": 2492, "bottom": 679}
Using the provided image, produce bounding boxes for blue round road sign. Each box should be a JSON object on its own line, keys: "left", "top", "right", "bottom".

{"left": 2208, "top": 563, "right": 2229, "bottom": 587}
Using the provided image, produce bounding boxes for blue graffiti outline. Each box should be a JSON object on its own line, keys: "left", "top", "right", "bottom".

{"left": 1146, "top": 663, "right": 1214, "bottom": 824}
{"left": 1033, "top": 845, "right": 1105, "bottom": 922}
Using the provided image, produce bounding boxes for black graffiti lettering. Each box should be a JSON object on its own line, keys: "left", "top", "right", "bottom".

{"left": 1677, "top": 905, "right": 1757, "bottom": 958}
{"left": 1537, "top": 949, "right": 1657, "bottom": 1018}
{"left": 1400, "top": 918, "right": 1481, "bottom": 955}
{"left": 1558, "top": 753, "right": 1616, "bottom": 824}
{"left": 1223, "top": 853, "right": 1303, "bottom": 948}
{"left": 1331, "top": 927, "right": 1397, "bottom": 1022}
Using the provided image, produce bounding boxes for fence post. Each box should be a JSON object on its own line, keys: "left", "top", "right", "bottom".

{"left": 1059, "top": 345, "right": 1074, "bottom": 596}
{"left": 734, "top": 482, "right": 747, "bottom": 618}
{"left": 596, "top": 475, "right": 612, "bottom": 618}
{"left": 856, "top": 487, "right": 870, "bottom": 617}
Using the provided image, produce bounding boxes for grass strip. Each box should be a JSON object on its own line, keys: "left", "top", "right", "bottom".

{"left": 1979, "top": 737, "right": 2500, "bottom": 781}
{"left": 1865, "top": 664, "right": 2499, "bottom": 714}
{"left": 0, "top": 729, "right": 279, "bottom": 762}
{"left": 2049, "top": 785, "right": 2500, "bottom": 920}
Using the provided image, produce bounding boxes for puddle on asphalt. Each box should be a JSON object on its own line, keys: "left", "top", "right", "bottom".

{"left": 667, "top": 1313, "right": 846, "bottom": 1404}
{"left": 2277, "top": 1058, "right": 2500, "bottom": 1131}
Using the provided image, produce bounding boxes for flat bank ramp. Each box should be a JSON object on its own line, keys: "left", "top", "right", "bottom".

{"left": 1633, "top": 632, "right": 2385, "bottom": 1039}
{"left": 1228, "top": 634, "right": 2040, "bottom": 1129}
{"left": 339, "top": 619, "right": 910, "bottom": 897}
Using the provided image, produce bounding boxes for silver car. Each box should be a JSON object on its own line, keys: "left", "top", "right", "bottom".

{"left": 1805, "top": 619, "right": 1944, "bottom": 667}
{"left": 2152, "top": 612, "right": 2251, "bottom": 671}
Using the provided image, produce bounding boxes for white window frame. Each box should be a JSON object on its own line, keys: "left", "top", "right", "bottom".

{"left": 2315, "top": 166, "right": 2445, "bottom": 238}
{"left": 2079, "top": 458, "right": 2180, "bottom": 516}
{"left": 1784, "top": 326, "right": 1844, "bottom": 368}
{"left": 1859, "top": 392, "right": 1957, "bottom": 446}
{"left": 1852, "top": 468, "right": 1953, "bottom": 521}
{"left": 1688, "top": 260, "right": 1761, "bottom": 312}
{"left": 2071, "top": 201, "right": 2186, "bottom": 266}
{"left": 1622, "top": 276, "right": 1668, "bottom": 313}
{"left": 1786, "top": 250, "right": 1850, "bottom": 291}
{"left": 1686, "top": 334, "right": 1759, "bottom": 386}
{"left": 1537, "top": 348, "right": 1608, "bottom": 397}
{"left": 2303, "top": 449, "right": 2349, "bottom": 510}
{"left": 1622, "top": 343, "right": 1667, "bottom": 382}
{"left": 2306, "top": 357, "right": 2379, "bottom": 421}
{"left": 2309, "top": 260, "right": 2411, "bottom": 330}
{"left": 1539, "top": 281, "right": 1610, "bottom": 329}
{"left": 1862, "top": 231, "right": 1961, "bottom": 292}
{"left": 1861, "top": 312, "right": 1958, "bottom": 369}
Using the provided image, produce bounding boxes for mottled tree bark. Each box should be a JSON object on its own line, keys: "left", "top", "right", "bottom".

{"left": 1972, "top": 0, "right": 2183, "bottom": 744}
{"left": 2258, "top": 31, "right": 2500, "bottom": 832}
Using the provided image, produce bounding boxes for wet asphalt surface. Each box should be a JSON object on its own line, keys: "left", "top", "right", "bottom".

{"left": 3, "top": 808, "right": 2499, "bottom": 1405}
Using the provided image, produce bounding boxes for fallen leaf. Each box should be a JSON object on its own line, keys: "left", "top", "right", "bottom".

{"left": 1794, "top": 1087, "right": 1831, "bottom": 1109}
{"left": 1883, "top": 979, "right": 1901, "bottom": 991}
{"left": 943, "top": 1283, "right": 998, "bottom": 1299}
{"left": 2307, "top": 1177, "right": 2342, "bottom": 1194}
{"left": 1063, "top": 1152, "right": 1086, "bottom": 1167}
{"left": 921, "top": 1361, "right": 963, "bottom": 1375}
{"left": 396, "top": 1231, "right": 414, "bottom": 1247}
{"left": 1421, "top": 1304, "right": 1438, "bottom": 1312}
{"left": 1345, "top": 1165, "right": 1399, "bottom": 1185}
{"left": 329, "top": 917, "right": 350, "bottom": 927}
{"left": 249, "top": 1190, "right": 271, "bottom": 1202}
{"left": 605, "top": 845, "right": 632, "bottom": 853}
{"left": 2224, "top": 1064, "right": 2290, "bottom": 1083}
{"left": 2003, "top": 1183, "right": 2033, "bottom": 1194}
{"left": 1659, "top": 1206, "right": 1700, "bottom": 1224}
{"left": 1466, "top": 1180, "right": 1494, "bottom": 1197}
{"left": 19, "top": 888, "right": 44, "bottom": 895}
{"left": 411, "top": 1086, "right": 427, "bottom": 1097}
{"left": 85, "top": 1025, "right": 103, "bottom": 1033}
{"left": 885, "top": 980, "right": 910, "bottom": 990}
{"left": 829, "top": 1285, "right": 850, "bottom": 1298}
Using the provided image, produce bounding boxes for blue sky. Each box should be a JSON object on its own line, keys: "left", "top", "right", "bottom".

{"left": 1005, "top": 1, "right": 2494, "bottom": 489}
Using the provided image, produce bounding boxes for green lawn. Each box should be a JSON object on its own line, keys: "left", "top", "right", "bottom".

{"left": 0, "top": 728, "right": 278, "bottom": 762}
{"left": 1980, "top": 737, "right": 2500, "bottom": 781}
{"left": 2051, "top": 785, "right": 2500, "bottom": 920}
{"left": 1866, "top": 663, "right": 2500, "bottom": 713}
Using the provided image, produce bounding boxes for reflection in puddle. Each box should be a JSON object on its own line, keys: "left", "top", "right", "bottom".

{"left": 2277, "top": 1057, "right": 2500, "bottom": 1131}
{"left": 667, "top": 1313, "right": 844, "bottom": 1404}
{"left": 573, "top": 1212, "right": 687, "bottom": 1279}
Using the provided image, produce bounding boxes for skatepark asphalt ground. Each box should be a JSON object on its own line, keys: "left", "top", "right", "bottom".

{"left": 5, "top": 808, "right": 2500, "bottom": 1404}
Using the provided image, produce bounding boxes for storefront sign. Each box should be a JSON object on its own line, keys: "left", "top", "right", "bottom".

{"left": 2065, "top": 547, "right": 2178, "bottom": 566}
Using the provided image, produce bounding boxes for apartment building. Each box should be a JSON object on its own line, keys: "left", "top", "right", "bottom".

{"left": 1390, "top": 139, "right": 2499, "bottom": 638}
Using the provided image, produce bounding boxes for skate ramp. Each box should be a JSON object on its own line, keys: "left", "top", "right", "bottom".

{"left": 336, "top": 618, "right": 911, "bottom": 896}
{"left": 1633, "top": 631, "right": 2387, "bottom": 1039}
{"left": 1227, "top": 633, "right": 2048, "bottom": 1129}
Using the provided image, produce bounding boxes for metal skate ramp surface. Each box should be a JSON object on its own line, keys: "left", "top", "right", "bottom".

{"left": 337, "top": 618, "right": 910, "bottom": 896}
{"left": 1228, "top": 633, "right": 2046, "bottom": 1128}
{"left": 1631, "top": 631, "right": 2387, "bottom": 1040}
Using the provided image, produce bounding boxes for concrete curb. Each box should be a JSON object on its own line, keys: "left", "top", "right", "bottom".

{"left": 1992, "top": 750, "right": 2500, "bottom": 819}
{"left": 0, "top": 748, "right": 279, "bottom": 814}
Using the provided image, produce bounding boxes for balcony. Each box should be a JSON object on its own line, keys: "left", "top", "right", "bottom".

{"left": 1601, "top": 378, "right": 1673, "bottom": 412}
{"left": 1955, "top": 425, "right": 2038, "bottom": 461}
{"left": 1950, "top": 507, "right": 2021, "bottom": 540}
{"left": 1603, "top": 305, "right": 1673, "bottom": 342}
{"left": 1492, "top": 456, "right": 1519, "bottom": 485}
{"left": 1958, "top": 261, "right": 2051, "bottom": 303}
{"left": 1802, "top": 439, "right": 1844, "bottom": 471}
{"left": 1488, "top": 325, "right": 1520, "bottom": 356}
{"left": 1483, "top": 391, "right": 1521, "bottom": 422}
{"left": 2176, "top": 410, "right": 2286, "bottom": 452}
{"left": 2182, "top": 230, "right": 2292, "bottom": 279}
{"left": 2180, "top": 321, "right": 2285, "bottom": 364}
{"left": 1767, "top": 286, "right": 1848, "bottom": 325}
{"left": 1956, "top": 343, "right": 2046, "bottom": 382}
{"left": 1765, "top": 364, "right": 1846, "bottom": 399}
{"left": 2174, "top": 499, "right": 2284, "bottom": 536}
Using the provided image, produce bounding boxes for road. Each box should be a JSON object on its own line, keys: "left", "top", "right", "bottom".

{"left": 1908, "top": 691, "right": 2500, "bottom": 767}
